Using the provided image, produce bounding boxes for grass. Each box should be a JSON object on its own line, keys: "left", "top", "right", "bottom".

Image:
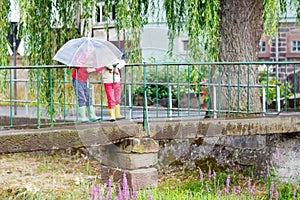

{"left": 0, "top": 152, "right": 299, "bottom": 200}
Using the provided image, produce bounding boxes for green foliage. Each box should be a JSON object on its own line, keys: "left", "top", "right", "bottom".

{"left": 258, "top": 68, "right": 293, "bottom": 105}
{"left": 164, "top": 0, "right": 219, "bottom": 62}
{"left": 17, "top": 0, "right": 83, "bottom": 118}
{"left": 134, "top": 65, "right": 190, "bottom": 101}
{"left": 0, "top": 0, "right": 10, "bottom": 93}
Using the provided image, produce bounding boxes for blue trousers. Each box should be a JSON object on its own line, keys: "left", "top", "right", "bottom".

{"left": 72, "top": 79, "right": 92, "bottom": 107}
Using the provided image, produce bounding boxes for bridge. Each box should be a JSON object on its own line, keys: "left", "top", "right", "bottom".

{"left": 1, "top": 62, "right": 300, "bottom": 188}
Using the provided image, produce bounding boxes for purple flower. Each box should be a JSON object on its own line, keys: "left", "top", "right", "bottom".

{"left": 92, "top": 184, "right": 96, "bottom": 200}
{"left": 213, "top": 171, "right": 217, "bottom": 188}
{"left": 122, "top": 173, "right": 129, "bottom": 200}
{"left": 247, "top": 180, "right": 251, "bottom": 191}
{"left": 275, "top": 190, "right": 279, "bottom": 200}
{"left": 293, "top": 186, "right": 297, "bottom": 199}
{"left": 224, "top": 187, "right": 228, "bottom": 194}
{"left": 270, "top": 182, "right": 274, "bottom": 200}
{"left": 106, "top": 179, "right": 112, "bottom": 200}
{"left": 147, "top": 191, "right": 152, "bottom": 200}
{"left": 206, "top": 185, "right": 210, "bottom": 193}
{"left": 232, "top": 186, "right": 236, "bottom": 194}
{"left": 130, "top": 183, "right": 138, "bottom": 199}
{"left": 237, "top": 185, "right": 241, "bottom": 194}
{"left": 199, "top": 169, "right": 204, "bottom": 182}
{"left": 226, "top": 174, "right": 230, "bottom": 188}
{"left": 251, "top": 186, "right": 255, "bottom": 196}
{"left": 117, "top": 186, "right": 122, "bottom": 200}
{"left": 217, "top": 189, "right": 221, "bottom": 196}
{"left": 97, "top": 185, "right": 101, "bottom": 200}
{"left": 208, "top": 169, "right": 212, "bottom": 182}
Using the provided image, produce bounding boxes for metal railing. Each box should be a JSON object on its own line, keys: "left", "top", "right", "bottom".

{"left": 0, "top": 62, "right": 299, "bottom": 131}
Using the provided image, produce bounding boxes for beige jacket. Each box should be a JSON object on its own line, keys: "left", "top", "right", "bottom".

{"left": 102, "top": 60, "right": 126, "bottom": 83}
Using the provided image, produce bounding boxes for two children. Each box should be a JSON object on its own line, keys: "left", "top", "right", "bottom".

{"left": 72, "top": 53, "right": 126, "bottom": 122}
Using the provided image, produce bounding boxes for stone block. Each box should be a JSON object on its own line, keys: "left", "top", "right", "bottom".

{"left": 101, "top": 165, "right": 158, "bottom": 189}
{"left": 100, "top": 138, "right": 159, "bottom": 153}
{"left": 100, "top": 151, "right": 157, "bottom": 170}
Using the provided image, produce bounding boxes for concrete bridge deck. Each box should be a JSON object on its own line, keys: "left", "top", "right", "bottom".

{"left": 1, "top": 114, "right": 299, "bottom": 153}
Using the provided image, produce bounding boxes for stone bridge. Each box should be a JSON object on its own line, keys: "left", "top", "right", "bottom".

{"left": 1, "top": 114, "right": 300, "bottom": 188}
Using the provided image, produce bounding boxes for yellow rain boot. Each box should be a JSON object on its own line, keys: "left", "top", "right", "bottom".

{"left": 88, "top": 106, "right": 101, "bottom": 122}
{"left": 109, "top": 109, "right": 116, "bottom": 121}
{"left": 115, "top": 104, "right": 125, "bottom": 120}
{"left": 78, "top": 106, "right": 89, "bottom": 122}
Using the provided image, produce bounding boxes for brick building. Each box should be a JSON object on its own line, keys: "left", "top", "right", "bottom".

{"left": 259, "top": 22, "right": 300, "bottom": 93}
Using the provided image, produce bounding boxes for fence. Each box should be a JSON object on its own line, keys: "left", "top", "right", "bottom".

{"left": 0, "top": 62, "right": 299, "bottom": 130}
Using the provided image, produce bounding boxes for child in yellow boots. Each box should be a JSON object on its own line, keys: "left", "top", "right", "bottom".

{"left": 101, "top": 60, "right": 126, "bottom": 121}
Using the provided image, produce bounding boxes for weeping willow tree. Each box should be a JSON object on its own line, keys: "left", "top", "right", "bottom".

{"left": 162, "top": 0, "right": 299, "bottom": 114}
{"left": 16, "top": 0, "right": 85, "bottom": 116}
{"left": 0, "top": 0, "right": 11, "bottom": 94}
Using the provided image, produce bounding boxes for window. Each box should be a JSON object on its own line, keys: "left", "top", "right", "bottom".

{"left": 286, "top": 34, "right": 300, "bottom": 58}
{"left": 291, "top": 40, "right": 300, "bottom": 52}
{"left": 259, "top": 41, "right": 266, "bottom": 53}
{"left": 258, "top": 36, "right": 270, "bottom": 58}
{"left": 182, "top": 40, "right": 188, "bottom": 51}
{"left": 95, "top": 2, "right": 115, "bottom": 24}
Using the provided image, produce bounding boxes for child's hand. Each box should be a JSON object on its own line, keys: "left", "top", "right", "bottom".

{"left": 87, "top": 68, "right": 96, "bottom": 73}
{"left": 113, "top": 67, "right": 119, "bottom": 75}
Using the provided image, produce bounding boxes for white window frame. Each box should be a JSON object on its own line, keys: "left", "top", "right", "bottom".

{"left": 291, "top": 40, "right": 300, "bottom": 52}
{"left": 94, "top": 2, "right": 115, "bottom": 25}
{"left": 259, "top": 41, "right": 266, "bottom": 53}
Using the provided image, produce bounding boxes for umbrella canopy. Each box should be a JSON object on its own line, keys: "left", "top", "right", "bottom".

{"left": 53, "top": 37, "right": 123, "bottom": 68}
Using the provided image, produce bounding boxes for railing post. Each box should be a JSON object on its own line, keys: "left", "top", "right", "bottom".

{"left": 142, "top": 65, "right": 150, "bottom": 136}
{"left": 262, "top": 86, "right": 266, "bottom": 115}
{"left": 276, "top": 85, "right": 281, "bottom": 113}
{"left": 128, "top": 85, "right": 132, "bottom": 120}
{"left": 168, "top": 85, "right": 172, "bottom": 117}
{"left": 25, "top": 80, "right": 29, "bottom": 116}
{"left": 213, "top": 86, "right": 217, "bottom": 119}
{"left": 91, "top": 84, "right": 95, "bottom": 105}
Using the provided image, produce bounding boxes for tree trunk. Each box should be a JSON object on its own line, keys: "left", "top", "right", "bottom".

{"left": 214, "top": 0, "right": 264, "bottom": 114}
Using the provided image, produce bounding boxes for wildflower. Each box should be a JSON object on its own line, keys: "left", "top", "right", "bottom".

{"left": 97, "top": 185, "right": 101, "bottom": 200}
{"left": 130, "top": 183, "right": 138, "bottom": 199}
{"left": 270, "top": 182, "right": 274, "bottom": 200}
{"left": 293, "top": 186, "right": 297, "bottom": 199}
{"left": 224, "top": 187, "right": 228, "bottom": 194}
{"left": 206, "top": 185, "right": 210, "bottom": 193}
{"left": 213, "top": 171, "right": 217, "bottom": 188}
{"left": 232, "top": 186, "right": 236, "bottom": 194}
{"left": 148, "top": 191, "right": 152, "bottom": 200}
{"left": 92, "top": 184, "right": 96, "bottom": 200}
{"left": 122, "top": 173, "right": 129, "bottom": 200}
{"left": 247, "top": 180, "right": 251, "bottom": 191}
{"left": 199, "top": 169, "right": 204, "bottom": 182}
{"left": 117, "top": 186, "right": 122, "bottom": 200}
{"left": 237, "top": 185, "right": 241, "bottom": 194}
{"left": 106, "top": 179, "right": 112, "bottom": 200}
{"left": 226, "top": 174, "right": 230, "bottom": 188}
{"left": 275, "top": 190, "right": 279, "bottom": 200}
{"left": 208, "top": 169, "right": 211, "bottom": 182}
{"left": 251, "top": 186, "right": 255, "bottom": 196}
{"left": 217, "top": 189, "right": 221, "bottom": 197}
